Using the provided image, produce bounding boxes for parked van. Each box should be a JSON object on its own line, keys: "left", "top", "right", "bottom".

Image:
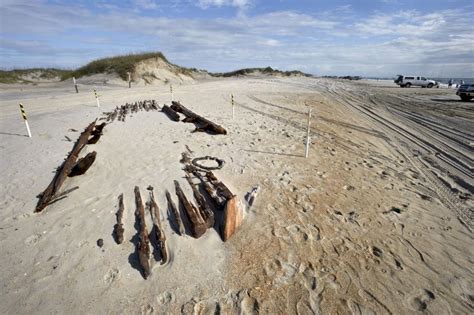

{"left": 394, "top": 75, "right": 438, "bottom": 88}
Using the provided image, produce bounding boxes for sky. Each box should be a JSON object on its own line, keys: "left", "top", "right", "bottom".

{"left": 0, "top": 0, "right": 473, "bottom": 77}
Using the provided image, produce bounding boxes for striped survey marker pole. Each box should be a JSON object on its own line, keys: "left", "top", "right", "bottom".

{"left": 93, "top": 88, "right": 100, "bottom": 108}
{"left": 170, "top": 84, "right": 173, "bottom": 102}
{"left": 231, "top": 94, "right": 234, "bottom": 119}
{"left": 19, "top": 103, "right": 32, "bottom": 137}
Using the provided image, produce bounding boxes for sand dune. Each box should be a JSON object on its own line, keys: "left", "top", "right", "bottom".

{"left": 0, "top": 76, "right": 472, "bottom": 314}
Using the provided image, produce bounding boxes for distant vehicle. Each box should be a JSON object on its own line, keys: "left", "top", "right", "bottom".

{"left": 456, "top": 84, "right": 474, "bottom": 101}
{"left": 394, "top": 75, "right": 438, "bottom": 88}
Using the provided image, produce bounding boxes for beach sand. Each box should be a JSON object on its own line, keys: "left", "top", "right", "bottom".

{"left": 0, "top": 77, "right": 472, "bottom": 314}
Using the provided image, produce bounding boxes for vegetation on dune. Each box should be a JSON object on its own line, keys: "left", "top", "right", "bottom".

{"left": 1, "top": 53, "right": 310, "bottom": 84}
{"left": 211, "top": 66, "right": 311, "bottom": 78}
{"left": 0, "top": 68, "right": 71, "bottom": 84}
{"left": 62, "top": 52, "right": 196, "bottom": 81}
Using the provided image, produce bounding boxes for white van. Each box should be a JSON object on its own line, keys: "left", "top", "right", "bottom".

{"left": 394, "top": 75, "right": 438, "bottom": 88}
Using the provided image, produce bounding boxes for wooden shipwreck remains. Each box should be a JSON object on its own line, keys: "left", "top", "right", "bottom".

{"left": 113, "top": 193, "right": 125, "bottom": 244}
{"left": 162, "top": 105, "right": 180, "bottom": 122}
{"left": 170, "top": 101, "right": 227, "bottom": 135}
{"left": 35, "top": 121, "right": 96, "bottom": 213}
{"left": 183, "top": 165, "right": 243, "bottom": 241}
{"left": 166, "top": 190, "right": 185, "bottom": 236}
{"left": 185, "top": 174, "right": 215, "bottom": 229}
{"left": 174, "top": 180, "right": 208, "bottom": 238}
{"left": 148, "top": 187, "right": 168, "bottom": 264}
{"left": 68, "top": 151, "right": 97, "bottom": 177}
{"left": 134, "top": 186, "right": 151, "bottom": 279}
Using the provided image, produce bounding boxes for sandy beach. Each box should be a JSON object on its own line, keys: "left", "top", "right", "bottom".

{"left": 0, "top": 76, "right": 472, "bottom": 314}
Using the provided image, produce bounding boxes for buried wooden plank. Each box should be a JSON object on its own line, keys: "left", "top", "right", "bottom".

{"left": 35, "top": 121, "right": 96, "bottom": 213}
{"left": 170, "top": 101, "right": 227, "bottom": 135}
{"left": 113, "top": 193, "right": 125, "bottom": 244}
{"left": 166, "top": 190, "right": 185, "bottom": 236}
{"left": 184, "top": 165, "right": 226, "bottom": 209}
{"left": 148, "top": 187, "right": 168, "bottom": 264}
{"left": 174, "top": 180, "right": 207, "bottom": 238}
{"left": 162, "top": 105, "right": 180, "bottom": 122}
{"left": 134, "top": 186, "right": 151, "bottom": 279}
{"left": 68, "top": 151, "right": 97, "bottom": 177}
{"left": 185, "top": 174, "right": 215, "bottom": 229}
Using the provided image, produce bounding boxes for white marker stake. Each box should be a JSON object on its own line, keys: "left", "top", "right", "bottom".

{"left": 305, "top": 108, "right": 312, "bottom": 158}
{"left": 170, "top": 84, "right": 173, "bottom": 102}
{"left": 73, "top": 77, "right": 78, "bottom": 93}
{"left": 93, "top": 88, "right": 100, "bottom": 108}
{"left": 231, "top": 94, "right": 235, "bottom": 119}
{"left": 127, "top": 72, "right": 131, "bottom": 88}
{"left": 19, "top": 103, "right": 32, "bottom": 137}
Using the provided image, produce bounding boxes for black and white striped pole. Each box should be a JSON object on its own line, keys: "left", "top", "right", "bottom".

{"left": 231, "top": 94, "right": 234, "bottom": 119}
{"left": 73, "top": 77, "right": 78, "bottom": 93}
{"left": 93, "top": 88, "right": 100, "bottom": 108}
{"left": 19, "top": 103, "right": 32, "bottom": 138}
{"left": 305, "top": 108, "right": 312, "bottom": 158}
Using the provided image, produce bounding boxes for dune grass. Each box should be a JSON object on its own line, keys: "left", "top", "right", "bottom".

{"left": 62, "top": 52, "right": 178, "bottom": 81}
{"left": 211, "top": 66, "right": 310, "bottom": 77}
{"left": 0, "top": 68, "right": 71, "bottom": 84}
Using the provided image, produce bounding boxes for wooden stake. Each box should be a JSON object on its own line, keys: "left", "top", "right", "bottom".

{"left": 148, "top": 187, "right": 168, "bottom": 264}
{"left": 305, "top": 108, "right": 312, "bottom": 158}
{"left": 113, "top": 194, "right": 125, "bottom": 244}
{"left": 170, "top": 84, "right": 173, "bottom": 102}
{"left": 127, "top": 72, "right": 131, "bottom": 88}
{"left": 134, "top": 186, "right": 151, "bottom": 279}
{"left": 174, "top": 180, "right": 207, "bottom": 238}
{"left": 166, "top": 190, "right": 185, "bottom": 235}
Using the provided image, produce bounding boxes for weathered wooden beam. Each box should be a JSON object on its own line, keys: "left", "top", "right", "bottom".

{"left": 187, "top": 167, "right": 226, "bottom": 209}
{"left": 222, "top": 196, "right": 243, "bottom": 241}
{"left": 148, "top": 187, "right": 168, "bottom": 264}
{"left": 134, "top": 186, "right": 151, "bottom": 279}
{"left": 205, "top": 171, "right": 234, "bottom": 201}
{"left": 35, "top": 121, "right": 96, "bottom": 212}
{"left": 166, "top": 190, "right": 185, "bottom": 236}
{"left": 185, "top": 174, "right": 215, "bottom": 228}
{"left": 68, "top": 151, "right": 96, "bottom": 177}
{"left": 174, "top": 180, "right": 207, "bottom": 238}
{"left": 162, "top": 105, "right": 180, "bottom": 122}
{"left": 171, "top": 101, "right": 227, "bottom": 135}
{"left": 113, "top": 193, "right": 125, "bottom": 244}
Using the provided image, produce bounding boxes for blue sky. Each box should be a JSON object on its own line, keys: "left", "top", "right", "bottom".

{"left": 0, "top": 0, "right": 473, "bottom": 77}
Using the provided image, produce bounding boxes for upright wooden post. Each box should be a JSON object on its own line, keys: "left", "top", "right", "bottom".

{"left": 127, "top": 72, "right": 131, "bottom": 88}
{"left": 73, "top": 77, "right": 78, "bottom": 93}
{"left": 170, "top": 84, "right": 173, "bottom": 102}
{"left": 305, "top": 108, "right": 312, "bottom": 158}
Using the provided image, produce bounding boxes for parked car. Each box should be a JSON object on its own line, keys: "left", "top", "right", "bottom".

{"left": 394, "top": 75, "right": 438, "bottom": 88}
{"left": 456, "top": 84, "right": 474, "bottom": 101}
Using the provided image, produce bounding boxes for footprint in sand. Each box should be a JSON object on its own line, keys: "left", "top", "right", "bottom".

{"left": 156, "top": 291, "right": 174, "bottom": 306}
{"left": 104, "top": 268, "right": 120, "bottom": 285}
{"left": 286, "top": 224, "right": 309, "bottom": 243}
{"left": 24, "top": 233, "right": 42, "bottom": 245}
{"left": 408, "top": 289, "right": 435, "bottom": 311}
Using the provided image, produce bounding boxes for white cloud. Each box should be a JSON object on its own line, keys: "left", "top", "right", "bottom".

{"left": 197, "top": 0, "right": 251, "bottom": 9}
{"left": 0, "top": 1, "right": 472, "bottom": 77}
{"left": 132, "top": 0, "right": 158, "bottom": 10}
